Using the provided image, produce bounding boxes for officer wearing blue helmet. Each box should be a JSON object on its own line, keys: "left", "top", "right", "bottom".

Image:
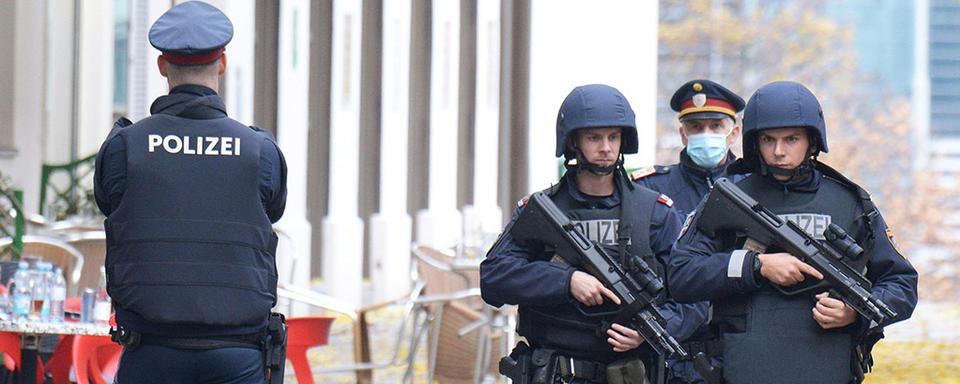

{"left": 481, "top": 84, "right": 705, "bottom": 384}
{"left": 94, "top": 2, "right": 287, "bottom": 383}
{"left": 634, "top": 80, "right": 745, "bottom": 216}
{"left": 668, "top": 81, "right": 918, "bottom": 384}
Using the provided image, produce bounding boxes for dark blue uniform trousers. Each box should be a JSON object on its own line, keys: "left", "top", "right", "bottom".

{"left": 115, "top": 345, "right": 265, "bottom": 384}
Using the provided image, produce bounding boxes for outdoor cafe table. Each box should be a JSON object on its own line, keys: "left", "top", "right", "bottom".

{"left": 0, "top": 320, "right": 110, "bottom": 384}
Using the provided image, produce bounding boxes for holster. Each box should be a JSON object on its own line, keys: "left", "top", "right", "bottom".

{"left": 499, "top": 343, "right": 534, "bottom": 384}
{"left": 531, "top": 348, "right": 560, "bottom": 384}
{"left": 110, "top": 326, "right": 141, "bottom": 351}
{"left": 263, "top": 312, "right": 287, "bottom": 384}
{"left": 851, "top": 327, "right": 883, "bottom": 384}
{"left": 692, "top": 352, "right": 724, "bottom": 384}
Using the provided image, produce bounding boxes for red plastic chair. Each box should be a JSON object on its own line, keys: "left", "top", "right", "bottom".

{"left": 0, "top": 331, "right": 45, "bottom": 384}
{"left": 285, "top": 316, "right": 335, "bottom": 384}
{"left": 0, "top": 332, "right": 18, "bottom": 372}
{"left": 71, "top": 335, "right": 121, "bottom": 384}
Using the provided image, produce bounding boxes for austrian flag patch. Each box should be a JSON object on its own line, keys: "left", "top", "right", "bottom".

{"left": 657, "top": 194, "right": 674, "bottom": 208}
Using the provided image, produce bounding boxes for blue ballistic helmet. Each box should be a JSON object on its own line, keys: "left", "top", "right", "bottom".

{"left": 741, "top": 81, "right": 829, "bottom": 166}
{"left": 555, "top": 84, "right": 638, "bottom": 159}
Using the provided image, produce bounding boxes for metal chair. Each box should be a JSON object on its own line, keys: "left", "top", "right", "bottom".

{"left": 63, "top": 231, "right": 106, "bottom": 292}
{"left": 412, "top": 244, "right": 484, "bottom": 310}
{"left": 412, "top": 244, "right": 516, "bottom": 383}
{"left": 426, "top": 298, "right": 506, "bottom": 384}
{"left": 0, "top": 236, "right": 84, "bottom": 297}
{"left": 277, "top": 282, "right": 429, "bottom": 384}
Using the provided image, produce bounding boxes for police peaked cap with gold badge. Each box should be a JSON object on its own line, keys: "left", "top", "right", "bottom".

{"left": 149, "top": 1, "right": 234, "bottom": 66}
{"left": 669, "top": 79, "right": 745, "bottom": 122}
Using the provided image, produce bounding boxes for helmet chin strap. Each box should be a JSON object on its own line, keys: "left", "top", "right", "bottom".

{"left": 565, "top": 150, "right": 622, "bottom": 176}
{"left": 758, "top": 152, "right": 816, "bottom": 182}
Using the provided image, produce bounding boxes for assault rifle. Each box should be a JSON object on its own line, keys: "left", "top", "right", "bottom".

{"left": 511, "top": 192, "right": 687, "bottom": 359}
{"left": 696, "top": 178, "right": 897, "bottom": 324}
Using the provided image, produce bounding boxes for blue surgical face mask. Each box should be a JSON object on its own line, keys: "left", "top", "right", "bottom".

{"left": 686, "top": 131, "right": 729, "bottom": 169}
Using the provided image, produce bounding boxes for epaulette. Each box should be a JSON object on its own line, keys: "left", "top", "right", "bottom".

{"left": 106, "top": 117, "right": 134, "bottom": 141}
{"left": 657, "top": 194, "right": 674, "bottom": 208}
{"left": 631, "top": 165, "right": 670, "bottom": 181}
{"left": 516, "top": 195, "right": 530, "bottom": 207}
{"left": 519, "top": 182, "right": 562, "bottom": 207}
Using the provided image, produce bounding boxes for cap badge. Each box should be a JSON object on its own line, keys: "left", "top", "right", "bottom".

{"left": 692, "top": 93, "right": 707, "bottom": 107}
{"left": 692, "top": 83, "right": 703, "bottom": 92}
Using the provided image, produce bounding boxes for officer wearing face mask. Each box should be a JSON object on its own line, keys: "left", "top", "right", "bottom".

{"left": 634, "top": 80, "right": 745, "bottom": 216}
{"left": 633, "top": 80, "right": 744, "bottom": 384}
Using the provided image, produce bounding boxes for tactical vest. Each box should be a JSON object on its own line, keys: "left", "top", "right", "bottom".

{"left": 518, "top": 176, "right": 663, "bottom": 363}
{"left": 716, "top": 172, "right": 869, "bottom": 384}
{"left": 105, "top": 114, "right": 278, "bottom": 337}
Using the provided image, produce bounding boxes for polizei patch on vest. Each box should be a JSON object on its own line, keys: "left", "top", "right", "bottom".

{"left": 147, "top": 135, "right": 241, "bottom": 156}
{"left": 779, "top": 213, "right": 832, "bottom": 240}
{"left": 570, "top": 219, "right": 629, "bottom": 246}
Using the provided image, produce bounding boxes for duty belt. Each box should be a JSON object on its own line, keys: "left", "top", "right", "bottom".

{"left": 557, "top": 355, "right": 607, "bottom": 383}
{"left": 111, "top": 326, "right": 262, "bottom": 351}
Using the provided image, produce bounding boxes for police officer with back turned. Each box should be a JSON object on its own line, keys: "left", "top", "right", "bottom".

{"left": 634, "top": 80, "right": 745, "bottom": 383}
{"left": 481, "top": 84, "right": 705, "bottom": 384}
{"left": 94, "top": 2, "right": 287, "bottom": 383}
{"left": 668, "top": 81, "right": 918, "bottom": 384}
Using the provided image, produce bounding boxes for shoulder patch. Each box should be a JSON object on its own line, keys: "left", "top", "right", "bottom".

{"left": 630, "top": 165, "right": 670, "bottom": 181}
{"left": 517, "top": 195, "right": 530, "bottom": 207}
{"left": 886, "top": 227, "right": 905, "bottom": 258}
{"left": 657, "top": 194, "right": 674, "bottom": 208}
{"left": 631, "top": 166, "right": 657, "bottom": 180}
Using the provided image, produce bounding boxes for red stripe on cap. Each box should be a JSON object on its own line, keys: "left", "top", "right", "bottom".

{"left": 161, "top": 48, "right": 224, "bottom": 65}
{"left": 680, "top": 98, "right": 735, "bottom": 112}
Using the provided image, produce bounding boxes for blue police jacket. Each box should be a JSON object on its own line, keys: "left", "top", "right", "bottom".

{"left": 480, "top": 172, "right": 706, "bottom": 363}
{"left": 634, "top": 150, "right": 741, "bottom": 217}
{"left": 667, "top": 167, "right": 917, "bottom": 382}
{"left": 94, "top": 84, "right": 287, "bottom": 338}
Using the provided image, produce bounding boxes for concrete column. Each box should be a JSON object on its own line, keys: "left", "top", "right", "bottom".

{"left": 358, "top": 0, "right": 382, "bottom": 280}
{"left": 369, "top": 0, "right": 413, "bottom": 301}
{"left": 126, "top": 0, "right": 169, "bottom": 121}
{"left": 406, "top": 0, "right": 429, "bottom": 219}
{"left": 77, "top": 1, "right": 116, "bottom": 158}
{"left": 0, "top": 0, "right": 15, "bottom": 156}
{"left": 253, "top": 0, "right": 280, "bottom": 136}
{"left": 44, "top": 0, "right": 76, "bottom": 165}
{"left": 276, "top": 0, "right": 314, "bottom": 313}
{"left": 457, "top": 0, "right": 476, "bottom": 209}
{"left": 464, "top": 0, "right": 503, "bottom": 252}
{"left": 321, "top": 0, "right": 364, "bottom": 306}
{"left": 222, "top": 0, "right": 256, "bottom": 125}
{"left": 0, "top": 0, "right": 45, "bottom": 213}
{"left": 497, "top": 0, "right": 530, "bottom": 223}
{"left": 416, "top": 0, "right": 462, "bottom": 249}
{"left": 307, "top": 0, "right": 332, "bottom": 280}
